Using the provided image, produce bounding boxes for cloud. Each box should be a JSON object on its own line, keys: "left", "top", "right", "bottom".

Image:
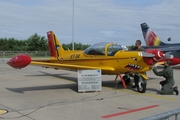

{"left": 0, "top": 0, "right": 179, "bottom": 46}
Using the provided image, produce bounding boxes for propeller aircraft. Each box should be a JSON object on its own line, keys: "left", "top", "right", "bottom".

{"left": 7, "top": 31, "right": 165, "bottom": 93}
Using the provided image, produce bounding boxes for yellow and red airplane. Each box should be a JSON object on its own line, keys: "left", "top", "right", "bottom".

{"left": 7, "top": 31, "right": 165, "bottom": 93}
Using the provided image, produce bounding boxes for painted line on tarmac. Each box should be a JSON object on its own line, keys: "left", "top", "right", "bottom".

{"left": 120, "top": 89, "right": 175, "bottom": 100}
{"left": 101, "top": 104, "right": 159, "bottom": 119}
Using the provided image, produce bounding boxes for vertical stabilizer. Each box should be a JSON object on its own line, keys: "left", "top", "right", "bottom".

{"left": 141, "top": 23, "right": 162, "bottom": 46}
{"left": 47, "top": 31, "right": 64, "bottom": 57}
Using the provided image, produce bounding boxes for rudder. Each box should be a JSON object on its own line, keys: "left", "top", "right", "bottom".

{"left": 47, "top": 31, "right": 64, "bottom": 57}
{"left": 141, "top": 23, "right": 162, "bottom": 46}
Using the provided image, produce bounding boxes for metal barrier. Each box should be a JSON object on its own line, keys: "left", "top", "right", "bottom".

{"left": 1, "top": 51, "right": 50, "bottom": 62}
{"left": 141, "top": 108, "right": 180, "bottom": 120}
{"left": 0, "top": 51, "right": 49, "bottom": 58}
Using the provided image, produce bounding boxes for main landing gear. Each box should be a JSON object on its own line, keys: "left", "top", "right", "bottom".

{"left": 115, "top": 73, "right": 147, "bottom": 93}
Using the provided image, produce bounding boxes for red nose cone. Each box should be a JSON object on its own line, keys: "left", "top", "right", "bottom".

{"left": 7, "top": 54, "right": 31, "bottom": 69}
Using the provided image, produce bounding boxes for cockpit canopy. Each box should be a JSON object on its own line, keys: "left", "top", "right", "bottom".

{"left": 84, "top": 42, "right": 128, "bottom": 56}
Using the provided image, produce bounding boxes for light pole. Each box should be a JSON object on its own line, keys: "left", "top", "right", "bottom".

{"left": 72, "top": 0, "right": 74, "bottom": 50}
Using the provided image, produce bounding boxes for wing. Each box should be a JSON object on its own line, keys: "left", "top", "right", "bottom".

{"left": 7, "top": 55, "right": 115, "bottom": 72}
{"left": 143, "top": 46, "right": 180, "bottom": 52}
{"left": 158, "top": 46, "right": 180, "bottom": 53}
{"left": 31, "top": 61, "right": 115, "bottom": 71}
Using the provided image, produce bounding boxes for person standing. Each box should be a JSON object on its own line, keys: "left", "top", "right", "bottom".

{"left": 131, "top": 40, "right": 144, "bottom": 51}
{"left": 131, "top": 40, "right": 145, "bottom": 88}
{"left": 152, "top": 60, "right": 179, "bottom": 95}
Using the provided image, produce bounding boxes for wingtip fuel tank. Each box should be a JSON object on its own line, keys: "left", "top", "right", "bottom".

{"left": 7, "top": 54, "right": 31, "bottom": 69}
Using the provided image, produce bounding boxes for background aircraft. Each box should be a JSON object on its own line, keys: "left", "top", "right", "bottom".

{"left": 141, "top": 23, "right": 180, "bottom": 46}
{"left": 140, "top": 23, "right": 180, "bottom": 65}
{"left": 7, "top": 31, "right": 165, "bottom": 93}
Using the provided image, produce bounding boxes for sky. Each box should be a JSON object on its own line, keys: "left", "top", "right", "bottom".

{"left": 0, "top": 0, "right": 180, "bottom": 46}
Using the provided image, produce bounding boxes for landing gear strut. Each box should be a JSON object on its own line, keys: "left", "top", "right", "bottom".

{"left": 115, "top": 73, "right": 147, "bottom": 93}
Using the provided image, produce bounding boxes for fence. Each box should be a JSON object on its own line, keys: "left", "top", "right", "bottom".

{"left": 0, "top": 51, "right": 50, "bottom": 59}
{"left": 141, "top": 108, "right": 180, "bottom": 120}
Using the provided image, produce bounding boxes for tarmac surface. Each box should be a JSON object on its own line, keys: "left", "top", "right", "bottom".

{"left": 0, "top": 58, "right": 180, "bottom": 120}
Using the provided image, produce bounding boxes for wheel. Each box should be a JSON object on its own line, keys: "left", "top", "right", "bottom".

{"left": 134, "top": 74, "right": 147, "bottom": 93}
{"left": 137, "top": 82, "right": 146, "bottom": 93}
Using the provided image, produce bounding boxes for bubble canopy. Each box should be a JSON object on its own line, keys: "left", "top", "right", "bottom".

{"left": 84, "top": 42, "right": 126, "bottom": 56}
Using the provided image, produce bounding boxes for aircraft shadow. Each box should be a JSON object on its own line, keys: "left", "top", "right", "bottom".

{"left": 146, "top": 88, "right": 159, "bottom": 93}
{"left": 6, "top": 71, "right": 160, "bottom": 94}
{"left": 26, "top": 71, "right": 78, "bottom": 83}
{"left": 6, "top": 71, "right": 79, "bottom": 93}
{"left": 6, "top": 80, "right": 126, "bottom": 94}
{"left": 102, "top": 80, "right": 139, "bottom": 92}
{"left": 147, "top": 77, "right": 159, "bottom": 81}
{"left": 6, "top": 81, "right": 159, "bottom": 94}
{"left": 6, "top": 84, "right": 78, "bottom": 93}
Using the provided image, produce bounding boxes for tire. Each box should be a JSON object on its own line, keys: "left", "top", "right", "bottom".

{"left": 137, "top": 83, "right": 146, "bottom": 93}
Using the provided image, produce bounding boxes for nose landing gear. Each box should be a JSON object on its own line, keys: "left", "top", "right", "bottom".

{"left": 115, "top": 73, "right": 147, "bottom": 93}
{"left": 134, "top": 74, "right": 147, "bottom": 93}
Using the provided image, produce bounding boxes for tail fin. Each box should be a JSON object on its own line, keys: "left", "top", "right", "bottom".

{"left": 47, "top": 31, "right": 64, "bottom": 57}
{"left": 141, "top": 23, "right": 162, "bottom": 46}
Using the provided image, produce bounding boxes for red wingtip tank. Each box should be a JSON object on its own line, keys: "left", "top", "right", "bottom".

{"left": 7, "top": 54, "right": 31, "bottom": 69}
